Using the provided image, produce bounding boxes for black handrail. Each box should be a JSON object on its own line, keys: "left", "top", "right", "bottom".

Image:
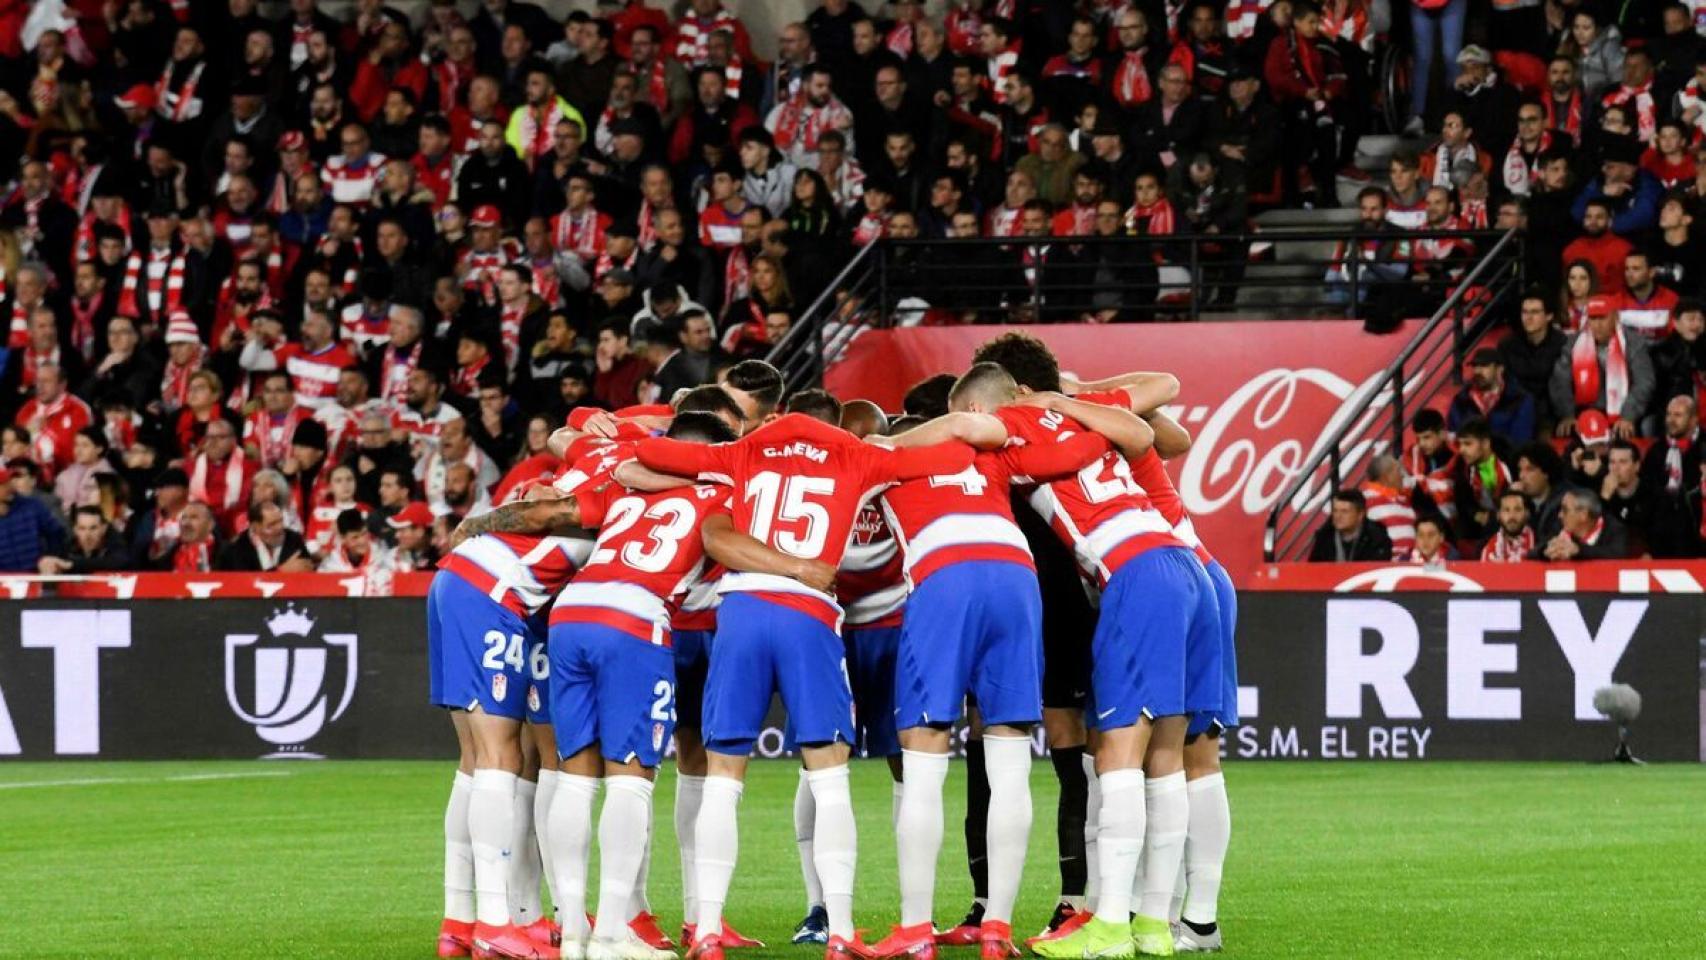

{"left": 1261, "top": 228, "right": 1525, "bottom": 561}
{"left": 764, "top": 239, "right": 881, "bottom": 392}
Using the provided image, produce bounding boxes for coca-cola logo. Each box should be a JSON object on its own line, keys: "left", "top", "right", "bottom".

{"left": 1169, "top": 368, "right": 1424, "bottom": 519}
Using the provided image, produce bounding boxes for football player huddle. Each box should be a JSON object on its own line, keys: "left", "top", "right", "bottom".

{"left": 425, "top": 332, "right": 1239, "bottom": 960}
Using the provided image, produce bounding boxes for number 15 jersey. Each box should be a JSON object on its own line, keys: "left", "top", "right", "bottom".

{"left": 636, "top": 413, "right": 973, "bottom": 630}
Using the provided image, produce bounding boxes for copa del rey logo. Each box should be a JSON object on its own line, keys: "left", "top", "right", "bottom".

{"left": 224, "top": 604, "right": 358, "bottom": 759}
{"left": 1172, "top": 367, "right": 1409, "bottom": 517}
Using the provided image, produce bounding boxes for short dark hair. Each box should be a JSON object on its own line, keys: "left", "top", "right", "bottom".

{"left": 1413, "top": 409, "right": 1446, "bottom": 434}
{"left": 668, "top": 411, "right": 737, "bottom": 444}
{"left": 1498, "top": 489, "right": 1529, "bottom": 510}
{"left": 971, "top": 332, "right": 1061, "bottom": 392}
{"left": 1608, "top": 438, "right": 1640, "bottom": 461}
{"left": 1331, "top": 488, "right": 1367, "bottom": 511}
{"left": 1517, "top": 441, "right": 1564, "bottom": 483}
{"left": 785, "top": 389, "right": 843, "bottom": 425}
{"left": 723, "top": 360, "right": 785, "bottom": 417}
{"left": 949, "top": 361, "right": 1018, "bottom": 409}
{"left": 674, "top": 384, "right": 745, "bottom": 423}
{"left": 902, "top": 373, "right": 958, "bottom": 419}
{"left": 1457, "top": 417, "right": 1493, "bottom": 442}
{"left": 1415, "top": 515, "right": 1448, "bottom": 538}
{"left": 336, "top": 508, "right": 367, "bottom": 535}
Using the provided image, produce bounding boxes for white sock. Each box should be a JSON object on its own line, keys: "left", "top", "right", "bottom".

{"left": 891, "top": 779, "right": 905, "bottom": 833}
{"left": 630, "top": 809, "right": 653, "bottom": 919}
{"left": 693, "top": 776, "right": 744, "bottom": 938}
{"left": 1170, "top": 858, "right": 1186, "bottom": 924}
{"left": 983, "top": 736, "right": 1033, "bottom": 925}
{"left": 794, "top": 768, "right": 824, "bottom": 910}
{"left": 508, "top": 778, "right": 542, "bottom": 925}
{"left": 548, "top": 773, "right": 601, "bottom": 941}
{"left": 1182, "top": 773, "right": 1231, "bottom": 926}
{"left": 1138, "top": 772, "right": 1189, "bottom": 921}
{"left": 444, "top": 771, "right": 476, "bottom": 923}
{"left": 533, "top": 770, "right": 559, "bottom": 922}
{"left": 676, "top": 774, "right": 705, "bottom": 922}
{"left": 469, "top": 769, "right": 518, "bottom": 927}
{"left": 594, "top": 776, "right": 656, "bottom": 940}
{"left": 1093, "top": 769, "right": 1145, "bottom": 923}
{"left": 807, "top": 765, "right": 858, "bottom": 939}
{"left": 896, "top": 750, "right": 950, "bottom": 927}
{"left": 1082, "top": 753, "right": 1101, "bottom": 913}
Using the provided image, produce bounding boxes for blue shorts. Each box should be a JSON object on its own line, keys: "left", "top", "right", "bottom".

{"left": 896, "top": 561, "right": 1043, "bottom": 730}
{"left": 673, "top": 628, "right": 714, "bottom": 731}
{"left": 548, "top": 622, "right": 677, "bottom": 767}
{"left": 1088, "top": 547, "right": 1220, "bottom": 730}
{"left": 1189, "top": 559, "right": 1241, "bottom": 736}
{"left": 846, "top": 624, "right": 902, "bottom": 758}
{"left": 427, "top": 570, "right": 533, "bottom": 721}
{"left": 703, "top": 593, "right": 854, "bottom": 755}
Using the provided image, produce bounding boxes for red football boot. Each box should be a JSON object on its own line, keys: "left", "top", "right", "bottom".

{"left": 472, "top": 921, "right": 556, "bottom": 959}
{"left": 717, "top": 920, "right": 764, "bottom": 949}
{"left": 826, "top": 933, "right": 880, "bottom": 960}
{"left": 976, "top": 921, "right": 1019, "bottom": 960}
{"left": 522, "top": 918, "right": 561, "bottom": 948}
{"left": 870, "top": 923, "right": 937, "bottom": 960}
{"left": 685, "top": 932, "right": 726, "bottom": 960}
{"left": 439, "top": 919, "right": 475, "bottom": 958}
{"left": 1024, "top": 906, "right": 1092, "bottom": 949}
{"left": 627, "top": 911, "right": 674, "bottom": 950}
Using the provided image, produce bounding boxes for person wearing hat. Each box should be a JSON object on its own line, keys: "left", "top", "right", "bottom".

{"left": 1571, "top": 133, "right": 1663, "bottom": 235}
{"left": 1448, "top": 347, "right": 1538, "bottom": 442}
{"left": 113, "top": 83, "right": 159, "bottom": 134}
{"left": 276, "top": 416, "right": 330, "bottom": 519}
{"left": 1550, "top": 292, "right": 1655, "bottom": 439}
{"left": 385, "top": 500, "right": 439, "bottom": 571}
{"left": 1447, "top": 45, "right": 1521, "bottom": 163}
{"left": 456, "top": 204, "right": 524, "bottom": 306}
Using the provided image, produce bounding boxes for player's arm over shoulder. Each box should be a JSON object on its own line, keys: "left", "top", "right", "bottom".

{"left": 1022, "top": 392, "right": 1154, "bottom": 462}
{"left": 1066, "top": 371, "right": 1180, "bottom": 413}
{"left": 1003, "top": 425, "right": 1111, "bottom": 481}
{"left": 702, "top": 511, "right": 837, "bottom": 593}
{"left": 448, "top": 490, "right": 585, "bottom": 547}
{"left": 878, "top": 412, "right": 1008, "bottom": 450}
{"left": 636, "top": 435, "right": 734, "bottom": 481}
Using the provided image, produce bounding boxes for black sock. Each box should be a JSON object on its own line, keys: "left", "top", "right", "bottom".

{"left": 964, "top": 738, "right": 990, "bottom": 900}
{"left": 1183, "top": 919, "right": 1217, "bottom": 935}
{"left": 1051, "top": 745, "right": 1088, "bottom": 897}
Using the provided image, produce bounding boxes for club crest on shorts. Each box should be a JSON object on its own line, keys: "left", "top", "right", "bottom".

{"left": 492, "top": 672, "right": 508, "bottom": 702}
{"left": 224, "top": 604, "right": 358, "bottom": 759}
{"left": 653, "top": 722, "right": 665, "bottom": 751}
{"left": 527, "top": 684, "right": 541, "bottom": 713}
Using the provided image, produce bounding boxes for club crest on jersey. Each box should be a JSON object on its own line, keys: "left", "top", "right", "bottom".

{"left": 492, "top": 672, "right": 508, "bottom": 702}
{"left": 762, "top": 441, "right": 828, "bottom": 463}
{"left": 223, "top": 604, "right": 358, "bottom": 759}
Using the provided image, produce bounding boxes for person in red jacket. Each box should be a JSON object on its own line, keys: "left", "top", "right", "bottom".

{"left": 350, "top": 19, "right": 429, "bottom": 123}
{"left": 1560, "top": 198, "right": 1633, "bottom": 296}
{"left": 1264, "top": 1, "right": 1346, "bottom": 206}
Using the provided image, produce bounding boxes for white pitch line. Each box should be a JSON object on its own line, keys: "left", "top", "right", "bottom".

{"left": 0, "top": 770, "right": 294, "bottom": 790}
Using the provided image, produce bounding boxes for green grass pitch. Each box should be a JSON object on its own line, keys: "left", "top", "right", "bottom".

{"left": 3, "top": 760, "right": 1704, "bottom": 958}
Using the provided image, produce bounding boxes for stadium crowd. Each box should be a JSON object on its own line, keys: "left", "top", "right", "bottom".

{"left": 0, "top": 0, "right": 1704, "bottom": 574}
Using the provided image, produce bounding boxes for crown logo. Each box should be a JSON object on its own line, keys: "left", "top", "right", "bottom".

{"left": 265, "top": 604, "right": 318, "bottom": 638}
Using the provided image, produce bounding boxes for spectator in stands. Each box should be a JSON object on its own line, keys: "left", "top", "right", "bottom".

{"left": 1359, "top": 454, "right": 1415, "bottom": 559}
{"left": 1574, "top": 135, "right": 1663, "bottom": 237}
{"left": 1652, "top": 300, "right": 1705, "bottom": 404}
{"left": 1325, "top": 187, "right": 1411, "bottom": 311}
{"left": 1542, "top": 487, "right": 1629, "bottom": 559}
{"left": 1480, "top": 490, "right": 1536, "bottom": 562}
{"left": 1308, "top": 488, "right": 1395, "bottom": 562}
{"left": 1448, "top": 348, "right": 1537, "bottom": 442}
{"left": 1599, "top": 438, "right": 1652, "bottom": 555}
{"left": 0, "top": 464, "right": 64, "bottom": 571}
{"left": 52, "top": 428, "right": 116, "bottom": 515}
{"left": 1551, "top": 294, "right": 1654, "bottom": 437}
{"left": 1449, "top": 417, "right": 1512, "bottom": 541}
{"left": 37, "top": 504, "right": 129, "bottom": 574}
{"left": 1561, "top": 10, "right": 1625, "bottom": 99}
{"left": 1419, "top": 110, "right": 1492, "bottom": 189}
{"left": 1449, "top": 46, "right": 1521, "bottom": 165}
{"left": 217, "top": 499, "right": 314, "bottom": 571}
{"left": 1562, "top": 200, "right": 1633, "bottom": 296}
{"left": 1564, "top": 408, "right": 1614, "bottom": 490}
{"left": 1015, "top": 124, "right": 1085, "bottom": 208}
{"left": 1515, "top": 440, "right": 1571, "bottom": 541}
{"left": 1615, "top": 250, "right": 1680, "bottom": 339}
{"left": 1500, "top": 292, "right": 1569, "bottom": 430}
{"left": 1402, "top": 516, "right": 1456, "bottom": 567}
{"left": 1204, "top": 65, "right": 1280, "bottom": 202}
{"left": 319, "top": 507, "right": 394, "bottom": 573}
{"left": 1640, "top": 394, "right": 1704, "bottom": 557}
{"left": 1265, "top": 1, "right": 1345, "bottom": 206}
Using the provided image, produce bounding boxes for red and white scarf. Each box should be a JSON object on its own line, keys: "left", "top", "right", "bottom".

{"left": 886, "top": 21, "right": 915, "bottom": 58}
{"left": 154, "top": 59, "right": 204, "bottom": 122}
{"left": 553, "top": 206, "right": 606, "bottom": 263}
{"left": 451, "top": 351, "right": 491, "bottom": 396}
{"left": 1572, "top": 327, "right": 1629, "bottom": 418}
{"left": 1571, "top": 517, "right": 1607, "bottom": 547}
{"left": 119, "top": 245, "right": 186, "bottom": 318}
{"left": 1480, "top": 527, "right": 1535, "bottom": 562}
{"left": 75, "top": 208, "right": 132, "bottom": 266}
{"left": 771, "top": 96, "right": 851, "bottom": 155}
{"left": 498, "top": 302, "right": 527, "bottom": 371}
{"left": 433, "top": 58, "right": 474, "bottom": 114}
{"left": 1125, "top": 198, "right": 1176, "bottom": 236}
{"left": 1544, "top": 89, "right": 1584, "bottom": 144}
{"left": 515, "top": 101, "right": 579, "bottom": 162}
{"left": 173, "top": 537, "right": 213, "bottom": 572}
{"left": 248, "top": 406, "right": 308, "bottom": 468}
{"left": 1114, "top": 49, "right": 1154, "bottom": 108}
{"left": 672, "top": 8, "right": 741, "bottom": 65}
{"left": 722, "top": 245, "right": 752, "bottom": 309}
{"left": 1601, "top": 81, "right": 1657, "bottom": 143}
{"left": 634, "top": 57, "right": 669, "bottom": 111}
{"left": 7, "top": 298, "right": 35, "bottom": 349}
{"left": 591, "top": 249, "right": 636, "bottom": 286}
{"left": 1225, "top": 0, "right": 1274, "bottom": 40}
{"left": 161, "top": 347, "right": 202, "bottom": 413}
{"left": 19, "top": 344, "right": 59, "bottom": 390}
{"left": 720, "top": 56, "right": 745, "bottom": 102}
{"left": 1502, "top": 131, "right": 1552, "bottom": 196}
{"left": 987, "top": 45, "right": 1020, "bottom": 103}
{"left": 529, "top": 257, "right": 562, "bottom": 307}
{"left": 379, "top": 339, "right": 421, "bottom": 405}
{"left": 1664, "top": 430, "right": 1696, "bottom": 494}
{"left": 190, "top": 449, "right": 248, "bottom": 511}
{"left": 1429, "top": 140, "right": 1479, "bottom": 187}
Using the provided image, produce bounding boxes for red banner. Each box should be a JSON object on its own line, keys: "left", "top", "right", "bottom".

{"left": 0, "top": 572, "right": 435, "bottom": 600}
{"left": 827, "top": 321, "right": 1419, "bottom": 582}
{"left": 1251, "top": 560, "right": 1706, "bottom": 593}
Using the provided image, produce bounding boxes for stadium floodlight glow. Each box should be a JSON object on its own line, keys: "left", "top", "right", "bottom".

{"left": 1591, "top": 684, "right": 1643, "bottom": 765}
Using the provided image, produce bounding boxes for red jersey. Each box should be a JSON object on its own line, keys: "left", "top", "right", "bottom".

{"left": 996, "top": 403, "right": 1185, "bottom": 585}
{"left": 549, "top": 482, "right": 731, "bottom": 646}
{"left": 635, "top": 414, "right": 973, "bottom": 630}
{"left": 880, "top": 430, "right": 1109, "bottom": 587}
{"left": 442, "top": 532, "right": 594, "bottom": 617}
{"left": 1077, "top": 389, "right": 1218, "bottom": 566}
{"left": 838, "top": 504, "right": 907, "bottom": 628}
{"left": 271, "top": 341, "right": 356, "bottom": 410}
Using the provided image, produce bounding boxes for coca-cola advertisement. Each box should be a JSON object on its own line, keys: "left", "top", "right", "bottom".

{"left": 825, "top": 321, "right": 1420, "bottom": 582}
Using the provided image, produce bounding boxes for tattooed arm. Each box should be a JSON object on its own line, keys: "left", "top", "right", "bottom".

{"left": 448, "top": 493, "right": 585, "bottom": 549}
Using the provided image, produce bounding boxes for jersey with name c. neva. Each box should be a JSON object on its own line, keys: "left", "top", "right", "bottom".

{"left": 996, "top": 404, "right": 1184, "bottom": 585}
{"left": 549, "top": 481, "right": 731, "bottom": 646}
{"left": 635, "top": 413, "right": 973, "bottom": 629}
{"left": 880, "top": 429, "right": 1111, "bottom": 587}
{"left": 1075, "top": 390, "right": 1216, "bottom": 566}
